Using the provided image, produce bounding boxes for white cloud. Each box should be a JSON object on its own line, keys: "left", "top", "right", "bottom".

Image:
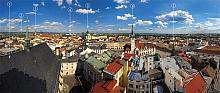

{"left": 117, "top": 16, "right": 127, "bottom": 20}
{"left": 53, "top": 0, "right": 76, "bottom": 6}
{"left": 74, "top": 3, "right": 81, "bottom": 7}
{"left": 0, "top": 19, "right": 22, "bottom": 24}
{"left": 41, "top": 2, "right": 45, "bottom": 6}
{"left": 117, "top": 13, "right": 136, "bottom": 20}
{"left": 154, "top": 21, "right": 168, "bottom": 28}
{"left": 25, "top": 12, "right": 36, "bottom": 15}
{"left": 119, "top": 28, "right": 130, "bottom": 31}
{"left": 66, "top": 0, "right": 73, "bottom": 5}
{"left": 75, "top": 9, "right": 96, "bottom": 14}
{"left": 74, "top": 0, "right": 81, "bottom": 7}
{"left": 128, "top": 24, "right": 136, "bottom": 26}
{"left": 53, "top": 0, "right": 63, "bottom": 6}
{"left": 115, "top": 5, "right": 127, "bottom": 9}
{"left": 135, "top": 20, "right": 153, "bottom": 26}
{"left": 113, "top": 0, "right": 129, "bottom": 4}
{"left": 33, "top": 3, "right": 39, "bottom": 7}
{"left": 194, "top": 18, "right": 220, "bottom": 30}
{"left": 40, "top": 21, "right": 64, "bottom": 30}
{"left": 72, "top": 21, "right": 76, "bottom": 23}
{"left": 105, "top": 6, "right": 111, "bottom": 10}
{"left": 156, "top": 10, "right": 194, "bottom": 24}
{"left": 0, "top": 19, "right": 8, "bottom": 23}
{"left": 140, "top": 0, "right": 149, "bottom": 3}
{"left": 95, "top": 20, "right": 99, "bottom": 23}
{"left": 61, "top": 6, "right": 66, "bottom": 9}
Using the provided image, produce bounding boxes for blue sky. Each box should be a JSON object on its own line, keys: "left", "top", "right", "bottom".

{"left": 0, "top": 0, "right": 220, "bottom": 34}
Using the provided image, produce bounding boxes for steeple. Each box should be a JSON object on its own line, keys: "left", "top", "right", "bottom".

{"left": 131, "top": 24, "right": 134, "bottom": 36}
{"left": 24, "top": 26, "right": 30, "bottom": 51}
{"left": 130, "top": 24, "right": 136, "bottom": 54}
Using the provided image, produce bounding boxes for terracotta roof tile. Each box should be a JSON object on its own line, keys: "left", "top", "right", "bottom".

{"left": 91, "top": 79, "right": 117, "bottom": 93}
{"left": 105, "top": 58, "right": 123, "bottom": 75}
{"left": 185, "top": 72, "right": 207, "bottom": 93}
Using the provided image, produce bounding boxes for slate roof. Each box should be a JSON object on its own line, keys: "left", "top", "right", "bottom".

{"left": 0, "top": 43, "right": 60, "bottom": 93}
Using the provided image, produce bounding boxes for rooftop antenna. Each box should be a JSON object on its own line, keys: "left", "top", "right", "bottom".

{"left": 19, "top": 13, "right": 24, "bottom": 35}
{"left": 33, "top": 4, "right": 38, "bottom": 37}
{"left": 7, "top": 1, "right": 12, "bottom": 59}
{"left": 67, "top": 7, "right": 73, "bottom": 36}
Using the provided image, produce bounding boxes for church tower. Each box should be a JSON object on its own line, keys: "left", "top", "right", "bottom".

{"left": 24, "top": 26, "right": 30, "bottom": 51}
{"left": 130, "top": 24, "right": 135, "bottom": 54}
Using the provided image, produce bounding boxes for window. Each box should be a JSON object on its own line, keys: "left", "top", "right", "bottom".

{"left": 128, "top": 89, "right": 133, "bottom": 93}
{"left": 136, "top": 85, "right": 139, "bottom": 89}
{"left": 129, "top": 84, "right": 134, "bottom": 88}
{"left": 142, "top": 85, "right": 145, "bottom": 88}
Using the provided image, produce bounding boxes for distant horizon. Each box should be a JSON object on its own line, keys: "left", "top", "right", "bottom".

{"left": 1, "top": 31, "right": 220, "bottom": 35}
{"left": 0, "top": 0, "right": 220, "bottom": 34}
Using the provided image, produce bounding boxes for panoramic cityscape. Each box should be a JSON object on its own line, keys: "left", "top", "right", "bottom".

{"left": 0, "top": 0, "right": 220, "bottom": 93}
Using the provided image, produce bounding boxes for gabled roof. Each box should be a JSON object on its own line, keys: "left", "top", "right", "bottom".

{"left": 123, "top": 53, "right": 135, "bottom": 59}
{"left": 0, "top": 43, "right": 60, "bottom": 93}
{"left": 185, "top": 72, "right": 207, "bottom": 93}
{"left": 91, "top": 79, "right": 124, "bottom": 93}
{"left": 86, "top": 56, "right": 107, "bottom": 71}
{"left": 195, "top": 45, "right": 220, "bottom": 55}
{"left": 105, "top": 58, "right": 123, "bottom": 75}
{"left": 124, "top": 42, "right": 155, "bottom": 50}
{"left": 201, "top": 65, "right": 216, "bottom": 79}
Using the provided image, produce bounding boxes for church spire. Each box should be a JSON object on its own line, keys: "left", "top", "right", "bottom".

{"left": 24, "top": 25, "right": 30, "bottom": 51}
{"left": 130, "top": 4, "right": 136, "bottom": 54}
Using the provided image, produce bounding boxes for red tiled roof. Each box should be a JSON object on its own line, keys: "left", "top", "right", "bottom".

{"left": 91, "top": 79, "right": 117, "bottom": 93}
{"left": 178, "top": 53, "right": 190, "bottom": 62}
{"left": 105, "top": 58, "right": 123, "bottom": 75}
{"left": 110, "top": 86, "right": 124, "bottom": 93}
{"left": 123, "top": 53, "right": 135, "bottom": 59}
{"left": 135, "top": 42, "right": 145, "bottom": 49}
{"left": 40, "top": 34, "right": 53, "bottom": 38}
{"left": 185, "top": 72, "right": 207, "bottom": 93}
{"left": 124, "top": 42, "right": 155, "bottom": 50}
{"left": 195, "top": 45, "right": 220, "bottom": 55}
{"left": 128, "top": 61, "right": 132, "bottom": 67}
